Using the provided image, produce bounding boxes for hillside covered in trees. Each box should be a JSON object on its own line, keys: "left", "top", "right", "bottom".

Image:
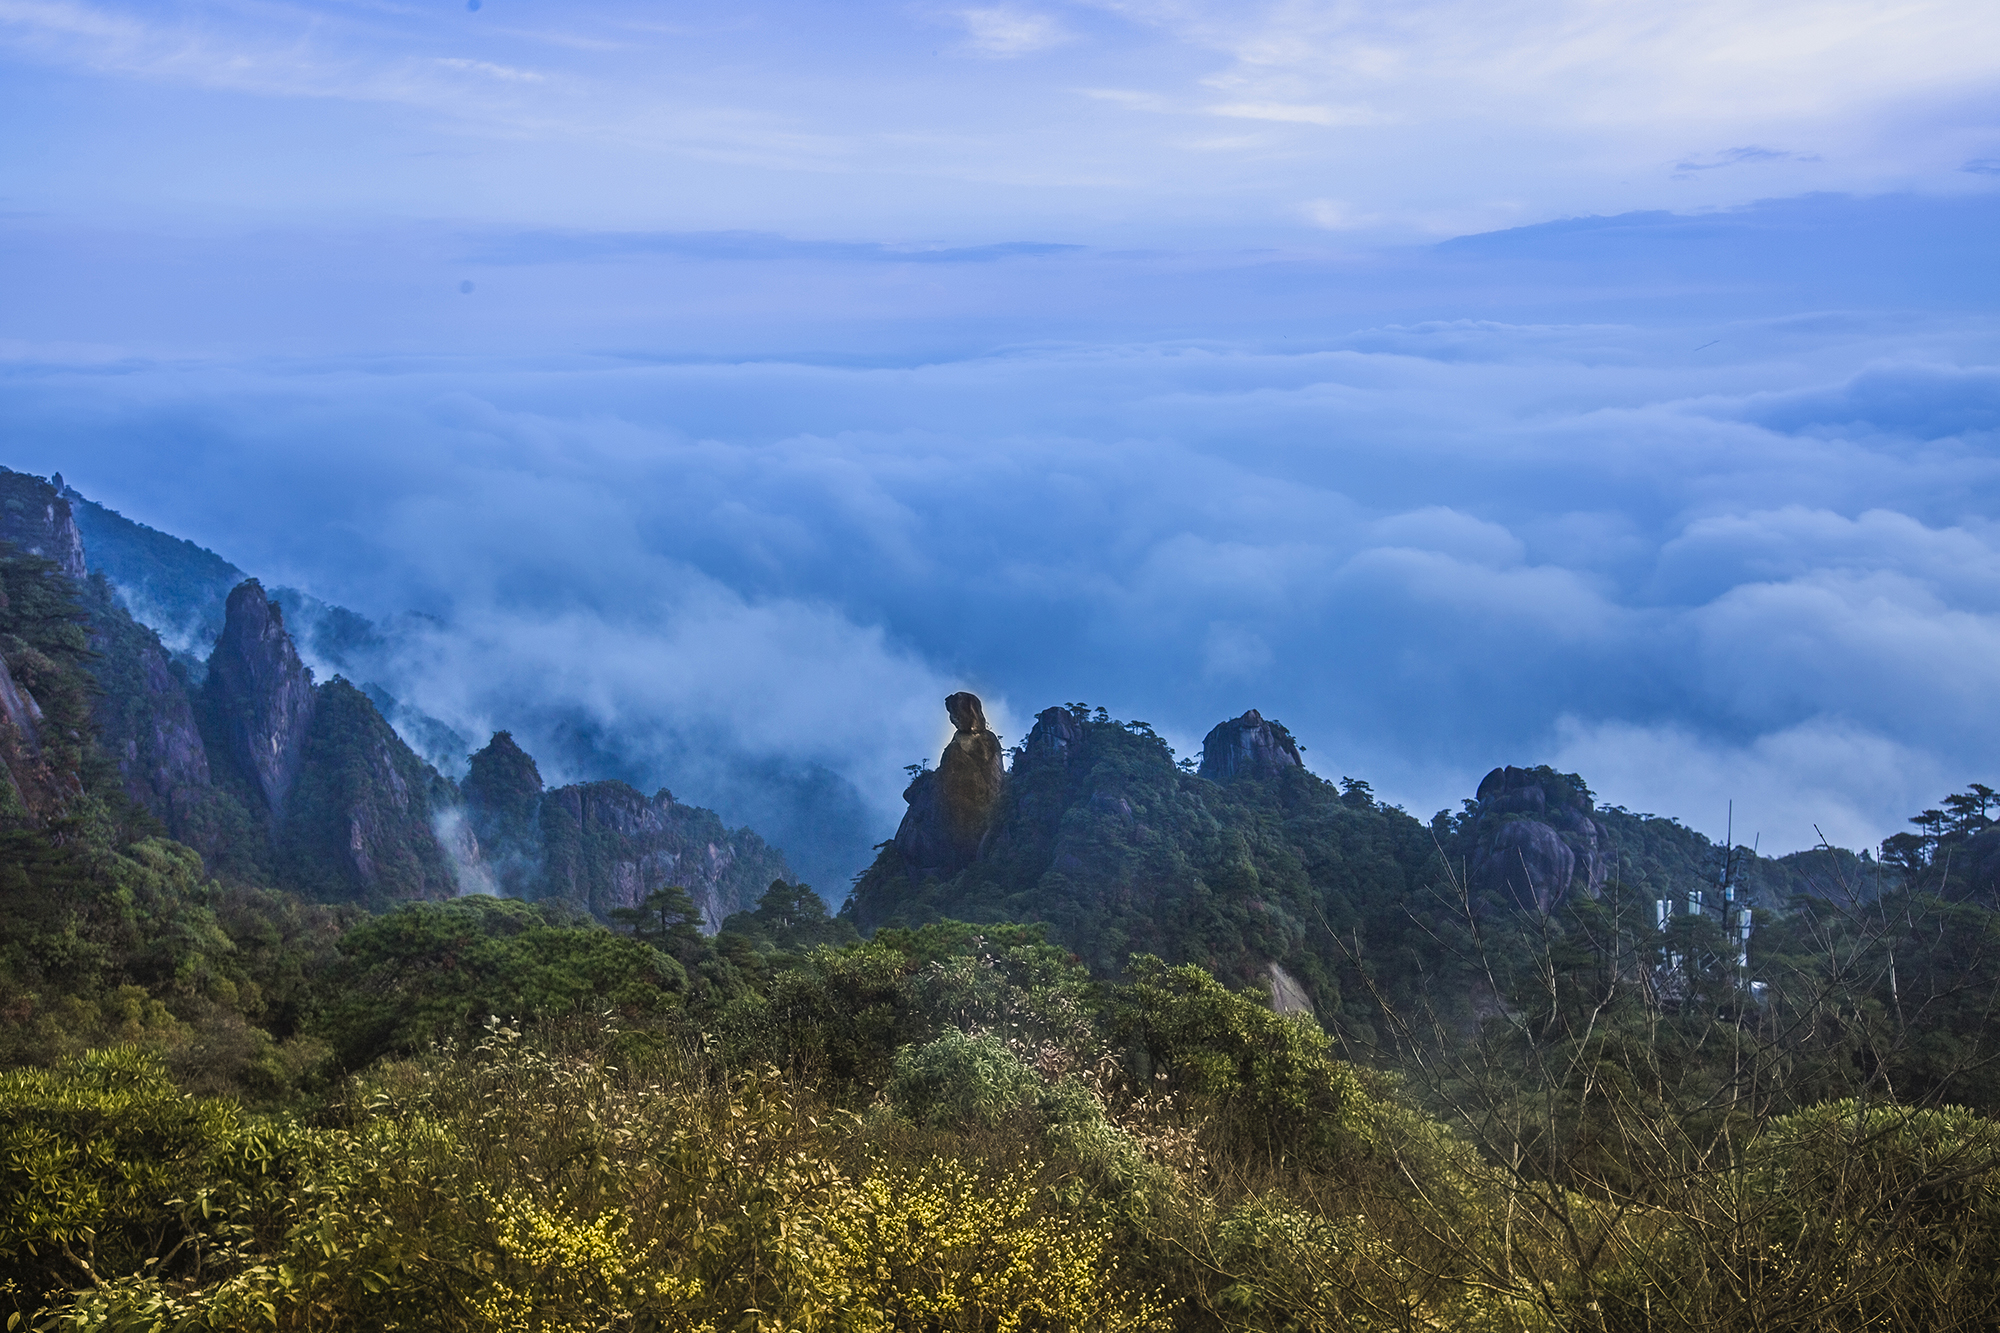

{"left": 5, "top": 462, "right": 2000, "bottom": 1330}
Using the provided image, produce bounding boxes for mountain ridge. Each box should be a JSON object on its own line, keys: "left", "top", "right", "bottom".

{"left": 3, "top": 465, "right": 789, "bottom": 928}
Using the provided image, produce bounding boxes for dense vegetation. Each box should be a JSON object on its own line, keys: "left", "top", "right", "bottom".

{"left": 7, "top": 475, "right": 2000, "bottom": 1328}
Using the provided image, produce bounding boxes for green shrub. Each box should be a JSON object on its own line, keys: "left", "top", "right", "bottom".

{"left": 0, "top": 1048, "right": 250, "bottom": 1313}
{"left": 888, "top": 1028, "right": 1043, "bottom": 1129}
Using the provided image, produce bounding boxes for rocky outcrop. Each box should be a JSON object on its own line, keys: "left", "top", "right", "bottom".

{"left": 1267, "top": 962, "right": 1313, "bottom": 1015}
{"left": 0, "top": 468, "right": 86, "bottom": 579}
{"left": 1023, "top": 705, "right": 1084, "bottom": 766}
{"left": 1467, "top": 765, "right": 1611, "bottom": 912}
{"left": 941, "top": 692, "right": 1005, "bottom": 857}
{"left": 207, "top": 581, "right": 316, "bottom": 815}
{"left": 1198, "top": 709, "right": 1303, "bottom": 783}
{"left": 539, "top": 780, "right": 791, "bottom": 931}
{"left": 891, "top": 691, "right": 1006, "bottom": 880}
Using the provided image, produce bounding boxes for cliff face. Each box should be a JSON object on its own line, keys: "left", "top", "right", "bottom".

{"left": 207, "top": 581, "right": 317, "bottom": 816}
{"left": 0, "top": 468, "right": 86, "bottom": 581}
{"left": 85, "top": 570, "right": 461, "bottom": 905}
{"left": 1464, "top": 765, "right": 1611, "bottom": 912}
{"left": 539, "top": 780, "right": 791, "bottom": 931}
{"left": 0, "top": 651, "right": 46, "bottom": 818}
{"left": 81, "top": 580, "right": 215, "bottom": 821}
{"left": 0, "top": 483, "right": 98, "bottom": 824}
{"left": 280, "top": 679, "right": 460, "bottom": 905}
{"left": 456, "top": 731, "right": 794, "bottom": 930}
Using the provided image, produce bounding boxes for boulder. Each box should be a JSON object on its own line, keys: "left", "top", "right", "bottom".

{"left": 1467, "top": 765, "right": 1611, "bottom": 911}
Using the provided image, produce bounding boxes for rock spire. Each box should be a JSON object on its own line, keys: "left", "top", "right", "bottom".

{"left": 207, "top": 580, "right": 317, "bottom": 815}
{"left": 891, "top": 691, "right": 1006, "bottom": 880}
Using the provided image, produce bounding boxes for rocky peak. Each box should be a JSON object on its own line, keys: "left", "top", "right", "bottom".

{"left": 0, "top": 468, "right": 87, "bottom": 580}
{"left": 1198, "top": 709, "right": 1303, "bottom": 783}
{"left": 463, "top": 732, "right": 544, "bottom": 837}
{"left": 892, "top": 691, "right": 1006, "bottom": 880}
{"left": 460, "top": 730, "right": 547, "bottom": 895}
{"left": 1023, "top": 705, "right": 1085, "bottom": 766}
{"left": 1475, "top": 764, "right": 1591, "bottom": 817}
{"left": 1467, "top": 765, "right": 1611, "bottom": 912}
{"left": 208, "top": 579, "right": 317, "bottom": 815}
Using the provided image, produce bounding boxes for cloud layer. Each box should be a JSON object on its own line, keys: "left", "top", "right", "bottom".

{"left": 5, "top": 193, "right": 1998, "bottom": 880}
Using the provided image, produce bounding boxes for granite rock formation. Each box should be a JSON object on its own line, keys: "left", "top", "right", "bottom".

{"left": 890, "top": 691, "right": 1006, "bottom": 880}
{"left": 0, "top": 651, "right": 42, "bottom": 750}
{"left": 1466, "top": 765, "right": 1611, "bottom": 912}
{"left": 539, "top": 779, "right": 792, "bottom": 931}
{"left": 459, "top": 730, "right": 546, "bottom": 895}
{"left": 0, "top": 652, "right": 45, "bottom": 816}
{"left": 0, "top": 468, "right": 86, "bottom": 579}
{"left": 207, "top": 581, "right": 318, "bottom": 816}
{"left": 1023, "top": 704, "right": 1084, "bottom": 766}
{"left": 1198, "top": 709, "right": 1304, "bottom": 783}
{"left": 281, "top": 678, "right": 460, "bottom": 904}
{"left": 91, "top": 610, "right": 212, "bottom": 816}
{"left": 455, "top": 731, "right": 793, "bottom": 930}
{"left": 847, "top": 701, "right": 1359, "bottom": 996}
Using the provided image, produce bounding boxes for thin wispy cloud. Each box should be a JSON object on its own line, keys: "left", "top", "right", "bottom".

{"left": 1206, "top": 101, "right": 1379, "bottom": 126}
{"left": 955, "top": 6, "right": 1073, "bottom": 56}
{"left": 2, "top": 0, "right": 1992, "bottom": 240}
{"left": 433, "top": 56, "right": 545, "bottom": 83}
{"left": 1672, "top": 145, "right": 1820, "bottom": 177}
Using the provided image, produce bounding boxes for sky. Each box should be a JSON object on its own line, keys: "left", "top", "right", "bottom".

{"left": 3, "top": 0, "right": 1998, "bottom": 890}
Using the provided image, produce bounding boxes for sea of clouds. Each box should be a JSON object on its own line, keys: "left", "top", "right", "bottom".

{"left": 4, "top": 192, "right": 1999, "bottom": 889}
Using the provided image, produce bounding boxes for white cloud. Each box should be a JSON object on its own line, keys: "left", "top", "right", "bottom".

{"left": 956, "top": 6, "right": 1072, "bottom": 56}
{"left": 1206, "top": 101, "right": 1377, "bottom": 126}
{"left": 434, "top": 57, "right": 545, "bottom": 83}
{"left": 1301, "top": 199, "right": 1382, "bottom": 229}
{"left": 1549, "top": 715, "right": 1948, "bottom": 855}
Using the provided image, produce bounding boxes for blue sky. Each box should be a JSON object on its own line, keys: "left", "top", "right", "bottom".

{"left": 3, "top": 0, "right": 1998, "bottom": 889}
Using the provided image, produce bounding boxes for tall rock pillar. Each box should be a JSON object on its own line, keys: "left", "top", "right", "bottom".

{"left": 208, "top": 580, "right": 316, "bottom": 815}
{"left": 891, "top": 691, "right": 1005, "bottom": 880}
